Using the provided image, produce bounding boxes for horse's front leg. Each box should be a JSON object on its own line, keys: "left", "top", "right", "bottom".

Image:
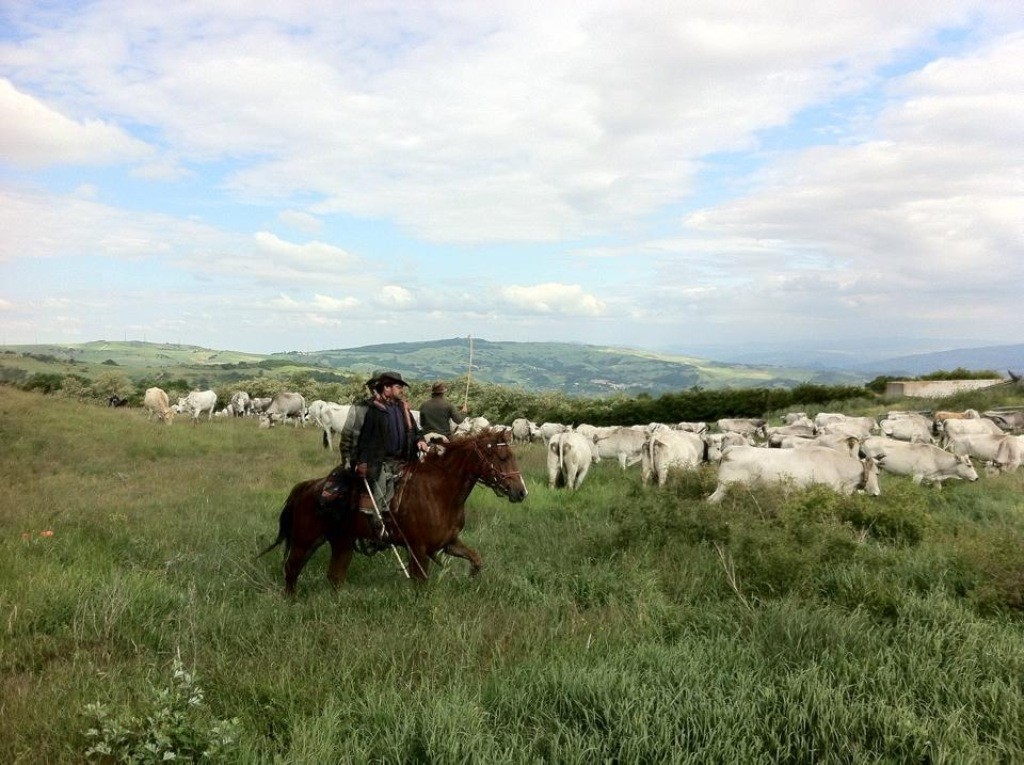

{"left": 443, "top": 535, "right": 483, "bottom": 576}
{"left": 406, "top": 546, "right": 431, "bottom": 581}
{"left": 327, "top": 536, "right": 355, "bottom": 588}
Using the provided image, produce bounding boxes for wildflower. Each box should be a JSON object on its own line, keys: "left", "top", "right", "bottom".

{"left": 40, "top": 530, "right": 54, "bottom": 538}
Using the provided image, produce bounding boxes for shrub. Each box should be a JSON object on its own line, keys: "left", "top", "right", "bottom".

{"left": 83, "top": 653, "right": 240, "bottom": 763}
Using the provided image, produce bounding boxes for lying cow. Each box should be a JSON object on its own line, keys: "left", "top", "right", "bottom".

{"left": 707, "top": 446, "right": 880, "bottom": 503}
{"left": 860, "top": 436, "right": 978, "bottom": 486}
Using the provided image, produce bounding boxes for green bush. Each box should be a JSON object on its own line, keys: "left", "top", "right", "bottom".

{"left": 83, "top": 654, "right": 240, "bottom": 763}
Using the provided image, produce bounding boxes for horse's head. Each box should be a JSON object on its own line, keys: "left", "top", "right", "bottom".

{"left": 471, "top": 430, "right": 528, "bottom": 503}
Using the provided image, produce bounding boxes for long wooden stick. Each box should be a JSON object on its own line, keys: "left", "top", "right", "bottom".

{"left": 463, "top": 334, "right": 473, "bottom": 409}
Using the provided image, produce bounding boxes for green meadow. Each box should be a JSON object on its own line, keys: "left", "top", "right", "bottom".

{"left": 2, "top": 386, "right": 1024, "bottom": 762}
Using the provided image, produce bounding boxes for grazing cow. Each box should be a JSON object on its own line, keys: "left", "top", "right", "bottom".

{"left": 879, "top": 417, "right": 933, "bottom": 443}
{"left": 547, "top": 431, "right": 594, "bottom": 490}
{"left": 944, "top": 433, "right": 1012, "bottom": 464}
{"left": 707, "top": 446, "right": 880, "bottom": 503}
{"left": 260, "top": 392, "right": 306, "bottom": 428}
{"left": 510, "top": 418, "right": 539, "bottom": 444}
{"left": 860, "top": 437, "right": 978, "bottom": 486}
{"left": 318, "top": 403, "right": 367, "bottom": 464}
{"left": 992, "top": 435, "right": 1024, "bottom": 473}
{"left": 985, "top": 411, "right": 1024, "bottom": 433}
{"left": 704, "top": 432, "right": 753, "bottom": 463}
{"left": 229, "top": 391, "right": 251, "bottom": 417}
{"left": 782, "top": 412, "right": 810, "bottom": 426}
{"left": 143, "top": 387, "right": 175, "bottom": 424}
{"left": 717, "top": 418, "right": 767, "bottom": 438}
{"left": 592, "top": 426, "right": 648, "bottom": 469}
{"left": 538, "top": 422, "right": 570, "bottom": 442}
{"left": 250, "top": 397, "right": 273, "bottom": 415}
{"left": 178, "top": 390, "right": 217, "bottom": 423}
{"left": 641, "top": 430, "right": 704, "bottom": 487}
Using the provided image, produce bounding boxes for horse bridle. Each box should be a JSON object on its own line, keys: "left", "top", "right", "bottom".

{"left": 473, "top": 441, "right": 524, "bottom": 497}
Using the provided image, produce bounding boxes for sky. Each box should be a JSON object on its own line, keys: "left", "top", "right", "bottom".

{"left": 1, "top": 1, "right": 1022, "bottom": 359}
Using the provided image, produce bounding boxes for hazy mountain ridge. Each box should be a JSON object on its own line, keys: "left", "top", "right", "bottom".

{"left": 272, "top": 338, "right": 863, "bottom": 394}
{"left": 4, "top": 338, "right": 1018, "bottom": 395}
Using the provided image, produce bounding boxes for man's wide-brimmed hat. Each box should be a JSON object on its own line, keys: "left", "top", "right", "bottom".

{"left": 431, "top": 381, "right": 446, "bottom": 395}
{"left": 377, "top": 370, "right": 409, "bottom": 388}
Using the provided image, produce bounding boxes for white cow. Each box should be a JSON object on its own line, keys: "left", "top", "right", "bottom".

{"left": 641, "top": 430, "right": 704, "bottom": 487}
{"left": 945, "top": 433, "right": 1013, "bottom": 464}
{"left": 453, "top": 416, "right": 490, "bottom": 437}
{"left": 703, "top": 432, "right": 752, "bottom": 463}
{"left": 707, "top": 446, "right": 880, "bottom": 503}
{"left": 318, "top": 403, "right": 367, "bottom": 464}
{"left": 992, "top": 435, "right": 1024, "bottom": 472}
{"left": 306, "top": 399, "right": 329, "bottom": 427}
{"left": 592, "top": 426, "right": 648, "bottom": 469}
{"left": 538, "top": 422, "right": 570, "bottom": 442}
{"left": 879, "top": 417, "right": 934, "bottom": 443}
{"left": 716, "top": 418, "right": 767, "bottom": 438}
{"left": 260, "top": 392, "right": 306, "bottom": 428}
{"left": 860, "top": 437, "right": 978, "bottom": 486}
{"left": 178, "top": 390, "right": 217, "bottom": 423}
{"left": 510, "top": 418, "right": 539, "bottom": 444}
{"left": 942, "top": 418, "right": 1004, "bottom": 442}
{"left": 143, "top": 387, "right": 175, "bottom": 425}
{"left": 790, "top": 433, "right": 861, "bottom": 458}
{"left": 229, "top": 390, "right": 251, "bottom": 417}
{"left": 250, "top": 397, "right": 272, "bottom": 415}
{"left": 818, "top": 416, "right": 877, "bottom": 440}
{"left": 673, "top": 421, "right": 708, "bottom": 434}
{"left": 547, "top": 431, "right": 594, "bottom": 490}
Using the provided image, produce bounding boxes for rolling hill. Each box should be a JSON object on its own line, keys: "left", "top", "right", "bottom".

{"left": 1, "top": 338, "right": 864, "bottom": 395}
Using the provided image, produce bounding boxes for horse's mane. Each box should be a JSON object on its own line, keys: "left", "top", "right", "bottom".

{"left": 410, "top": 428, "right": 506, "bottom": 476}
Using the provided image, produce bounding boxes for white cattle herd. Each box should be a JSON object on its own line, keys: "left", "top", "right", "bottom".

{"left": 135, "top": 388, "right": 1021, "bottom": 501}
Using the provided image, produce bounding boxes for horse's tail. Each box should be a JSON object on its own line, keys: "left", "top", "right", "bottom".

{"left": 256, "top": 486, "right": 299, "bottom": 558}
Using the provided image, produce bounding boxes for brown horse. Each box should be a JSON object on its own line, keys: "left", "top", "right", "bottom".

{"left": 259, "top": 429, "right": 528, "bottom": 594}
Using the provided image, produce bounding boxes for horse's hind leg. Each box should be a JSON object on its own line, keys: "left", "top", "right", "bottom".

{"left": 283, "top": 541, "right": 321, "bottom": 596}
{"left": 443, "top": 536, "right": 483, "bottom": 576}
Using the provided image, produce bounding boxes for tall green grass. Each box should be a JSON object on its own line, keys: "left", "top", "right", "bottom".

{"left": 2, "top": 387, "right": 1024, "bottom": 762}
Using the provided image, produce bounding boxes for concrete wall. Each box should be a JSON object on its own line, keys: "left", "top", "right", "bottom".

{"left": 885, "top": 379, "right": 1005, "bottom": 398}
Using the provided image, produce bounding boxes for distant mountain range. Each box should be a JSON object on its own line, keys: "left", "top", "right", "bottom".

{"left": 3, "top": 338, "right": 1020, "bottom": 396}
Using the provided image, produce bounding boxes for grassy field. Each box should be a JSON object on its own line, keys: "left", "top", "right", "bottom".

{"left": 2, "top": 387, "right": 1024, "bottom": 762}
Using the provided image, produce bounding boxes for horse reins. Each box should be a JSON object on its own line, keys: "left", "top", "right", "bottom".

{"left": 473, "top": 441, "right": 525, "bottom": 496}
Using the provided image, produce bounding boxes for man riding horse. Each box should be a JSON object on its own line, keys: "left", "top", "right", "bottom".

{"left": 322, "top": 371, "right": 427, "bottom": 537}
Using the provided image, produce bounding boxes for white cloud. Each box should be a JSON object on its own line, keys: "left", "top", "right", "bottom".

{"left": 252, "top": 231, "right": 357, "bottom": 270}
{"left": 0, "top": 78, "right": 151, "bottom": 166}
{"left": 278, "top": 210, "right": 324, "bottom": 235}
{"left": 498, "top": 283, "right": 606, "bottom": 316}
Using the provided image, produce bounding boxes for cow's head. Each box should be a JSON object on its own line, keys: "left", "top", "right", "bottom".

{"left": 956, "top": 455, "right": 979, "bottom": 481}
{"left": 859, "top": 457, "right": 881, "bottom": 496}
